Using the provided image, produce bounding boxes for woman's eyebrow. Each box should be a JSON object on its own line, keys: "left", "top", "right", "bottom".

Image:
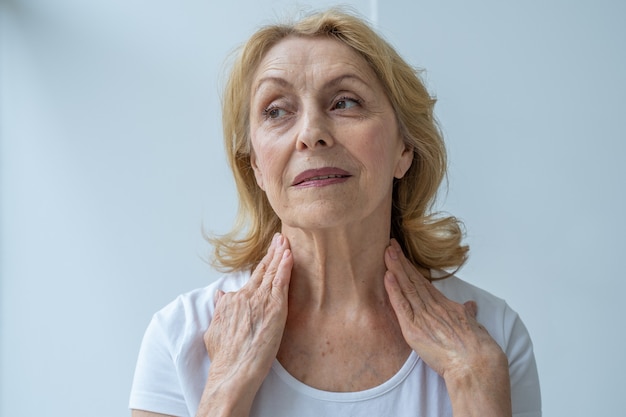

{"left": 253, "top": 76, "right": 291, "bottom": 95}
{"left": 253, "top": 73, "right": 369, "bottom": 96}
{"left": 322, "top": 73, "right": 369, "bottom": 90}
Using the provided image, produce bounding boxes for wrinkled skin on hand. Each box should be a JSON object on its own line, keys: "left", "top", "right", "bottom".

{"left": 203, "top": 233, "right": 293, "bottom": 388}
{"left": 383, "top": 239, "right": 509, "bottom": 383}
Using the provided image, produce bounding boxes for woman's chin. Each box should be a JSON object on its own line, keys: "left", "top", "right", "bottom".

{"left": 280, "top": 209, "right": 356, "bottom": 231}
{"left": 282, "top": 216, "right": 348, "bottom": 231}
{"left": 275, "top": 196, "right": 391, "bottom": 233}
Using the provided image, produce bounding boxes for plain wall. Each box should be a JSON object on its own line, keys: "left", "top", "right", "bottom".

{"left": 1, "top": 1, "right": 624, "bottom": 416}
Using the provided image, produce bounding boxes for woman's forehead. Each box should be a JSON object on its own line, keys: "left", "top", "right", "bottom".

{"left": 251, "top": 36, "right": 377, "bottom": 91}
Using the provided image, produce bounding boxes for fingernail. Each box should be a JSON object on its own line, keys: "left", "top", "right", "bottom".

{"left": 272, "top": 233, "right": 280, "bottom": 244}
{"left": 387, "top": 245, "right": 398, "bottom": 260}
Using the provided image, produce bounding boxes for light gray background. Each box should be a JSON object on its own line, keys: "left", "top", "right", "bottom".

{"left": 2, "top": 0, "right": 624, "bottom": 416}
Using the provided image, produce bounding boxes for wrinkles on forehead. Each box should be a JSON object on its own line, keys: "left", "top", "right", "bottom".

{"left": 250, "top": 37, "right": 379, "bottom": 98}
{"left": 253, "top": 74, "right": 372, "bottom": 100}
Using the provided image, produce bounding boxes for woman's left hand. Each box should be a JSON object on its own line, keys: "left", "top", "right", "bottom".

{"left": 383, "top": 239, "right": 512, "bottom": 417}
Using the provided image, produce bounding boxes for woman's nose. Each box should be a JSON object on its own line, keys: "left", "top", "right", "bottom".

{"left": 295, "top": 107, "right": 335, "bottom": 151}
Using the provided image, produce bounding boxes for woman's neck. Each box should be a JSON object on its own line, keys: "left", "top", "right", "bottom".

{"left": 282, "top": 221, "right": 391, "bottom": 313}
{"left": 276, "top": 220, "right": 413, "bottom": 391}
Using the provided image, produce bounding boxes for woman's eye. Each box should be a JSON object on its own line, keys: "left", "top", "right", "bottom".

{"left": 334, "top": 97, "right": 360, "bottom": 110}
{"left": 263, "top": 106, "right": 287, "bottom": 119}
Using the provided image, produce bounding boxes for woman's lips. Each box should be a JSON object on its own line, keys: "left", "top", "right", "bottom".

{"left": 292, "top": 168, "right": 352, "bottom": 187}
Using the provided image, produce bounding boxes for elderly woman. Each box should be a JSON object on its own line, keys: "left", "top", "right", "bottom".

{"left": 130, "top": 9, "right": 541, "bottom": 417}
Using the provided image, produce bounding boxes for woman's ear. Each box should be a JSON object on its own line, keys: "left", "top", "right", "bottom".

{"left": 250, "top": 151, "right": 265, "bottom": 191}
{"left": 394, "top": 143, "right": 414, "bottom": 179}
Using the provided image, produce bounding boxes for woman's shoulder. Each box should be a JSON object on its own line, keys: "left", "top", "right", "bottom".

{"left": 431, "top": 271, "right": 508, "bottom": 312}
{"left": 432, "top": 272, "right": 541, "bottom": 414}
{"left": 431, "top": 271, "right": 525, "bottom": 350}
{"left": 151, "top": 270, "right": 252, "bottom": 334}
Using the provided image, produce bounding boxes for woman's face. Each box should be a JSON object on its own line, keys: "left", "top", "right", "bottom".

{"left": 249, "top": 36, "right": 413, "bottom": 230}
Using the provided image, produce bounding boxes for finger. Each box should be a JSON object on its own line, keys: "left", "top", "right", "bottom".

{"left": 388, "top": 239, "right": 447, "bottom": 305}
{"left": 384, "top": 243, "right": 414, "bottom": 292}
{"left": 214, "top": 289, "right": 225, "bottom": 307}
{"left": 248, "top": 233, "right": 280, "bottom": 287}
{"left": 260, "top": 233, "right": 290, "bottom": 290}
{"left": 384, "top": 242, "right": 427, "bottom": 310}
{"left": 271, "top": 248, "right": 293, "bottom": 300}
{"left": 388, "top": 239, "right": 429, "bottom": 286}
{"left": 464, "top": 300, "right": 478, "bottom": 318}
{"left": 384, "top": 271, "right": 415, "bottom": 322}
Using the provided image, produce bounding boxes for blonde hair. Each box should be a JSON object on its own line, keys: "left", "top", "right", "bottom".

{"left": 209, "top": 8, "right": 468, "bottom": 276}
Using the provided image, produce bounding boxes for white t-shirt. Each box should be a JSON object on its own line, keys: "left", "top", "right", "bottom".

{"left": 130, "top": 270, "right": 541, "bottom": 417}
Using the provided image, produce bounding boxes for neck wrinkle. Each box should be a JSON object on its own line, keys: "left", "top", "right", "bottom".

{"left": 283, "top": 223, "right": 391, "bottom": 314}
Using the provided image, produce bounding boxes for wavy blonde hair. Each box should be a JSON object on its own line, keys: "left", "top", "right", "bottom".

{"left": 209, "top": 8, "right": 468, "bottom": 276}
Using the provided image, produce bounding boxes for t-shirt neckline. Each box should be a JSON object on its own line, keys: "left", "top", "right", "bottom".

{"left": 270, "top": 351, "right": 419, "bottom": 402}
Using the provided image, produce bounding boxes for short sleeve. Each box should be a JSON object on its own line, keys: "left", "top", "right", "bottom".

{"left": 129, "top": 313, "right": 190, "bottom": 417}
{"left": 431, "top": 274, "right": 542, "bottom": 416}
{"left": 505, "top": 308, "right": 542, "bottom": 417}
{"left": 129, "top": 273, "right": 249, "bottom": 417}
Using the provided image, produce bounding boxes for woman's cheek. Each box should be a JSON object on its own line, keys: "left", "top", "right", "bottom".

{"left": 257, "top": 148, "right": 286, "bottom": 190}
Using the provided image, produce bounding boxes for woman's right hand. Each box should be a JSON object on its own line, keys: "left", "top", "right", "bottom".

{"left": 196, "top": 233, "right": 293, "bottom": 417}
